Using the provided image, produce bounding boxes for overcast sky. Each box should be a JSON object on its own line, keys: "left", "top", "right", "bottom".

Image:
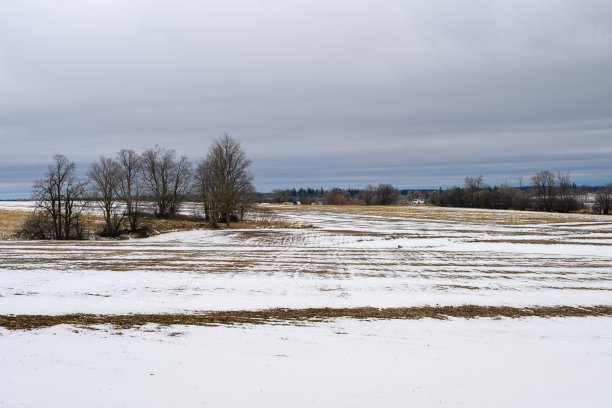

{"left": 1, "top": 0, "right": 611, "bottom": 197}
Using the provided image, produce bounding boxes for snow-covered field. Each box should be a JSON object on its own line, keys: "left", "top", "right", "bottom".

{"left": 1, "top": 207, "right": 611, "bottom": 313}
{"left": 1, "top": 204, "right": 611, "bottom": 407}
{"left": 2, "top": 318, "right": 611, "bottom": 407}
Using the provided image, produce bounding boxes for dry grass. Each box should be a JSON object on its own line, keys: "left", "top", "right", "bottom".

{"left": 0, "top": 209, "right": 32, "bottom": 238}
{"left": 0, "top": 210, "right": 310, "bottom": 240}
{"left": 82, "top": 213, "right": 106, "bottom": 232}
{"left": 142, "top": 217, "right": 208, "bottom": 234}
{"left": 2, "top": 305, "right": 611, "bottom": 330}
{"left": 144, "top": 217, "right": 310, "bottom": 235}
{"left": 267, "top": 204, "right": 611, "bottom": 225}
{"left": 0, "top": 208, "right": 105, "bottom": 238}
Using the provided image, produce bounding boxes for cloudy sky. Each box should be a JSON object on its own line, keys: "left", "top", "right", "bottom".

{"left": 1, "top": 0, "right": 611, "bottom": 197}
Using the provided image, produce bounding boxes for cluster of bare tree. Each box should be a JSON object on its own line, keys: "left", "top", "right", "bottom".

{"left": 84, "top": 144, "right": 194, "bottom": 236}
{"left": 432, "top": 174, "right": 532, "bottom": 210}
{"left": 356, "top": 184, "right": 402, "bottom": 205}
{"left": 431, "top": 182, "right": 532, "bottom": 210}
{"left": 20, "top": 134, "right": 254, "bottom": 239}
{"left": 431, "top": 170, "right": 610, "bottom": 214}
{"left": 529, "top": 170, "right": 578, "bottom": 212}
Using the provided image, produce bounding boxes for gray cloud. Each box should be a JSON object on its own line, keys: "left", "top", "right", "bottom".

{"left": 1, "top": 0, "right": 611, "bottom": 197}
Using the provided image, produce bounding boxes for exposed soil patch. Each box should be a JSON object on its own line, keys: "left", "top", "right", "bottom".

{"left": 2, "top": 305, "right": 611, "bottom": 330}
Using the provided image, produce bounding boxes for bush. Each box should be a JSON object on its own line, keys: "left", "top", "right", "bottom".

{"left": 17, "top": 212, "right": 54, "bottom": 240}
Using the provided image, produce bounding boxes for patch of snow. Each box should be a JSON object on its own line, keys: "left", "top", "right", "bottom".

{"left": 1, "top": 318, "right": 611, "bottom": 407}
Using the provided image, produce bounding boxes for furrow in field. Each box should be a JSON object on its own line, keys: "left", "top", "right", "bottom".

{"left": 1, "top": 207, "right": 611, "bottom": 315}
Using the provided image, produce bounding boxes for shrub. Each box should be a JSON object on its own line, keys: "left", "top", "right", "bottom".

{"left": 17, "top": 212, "right": 54, "bottom": 240}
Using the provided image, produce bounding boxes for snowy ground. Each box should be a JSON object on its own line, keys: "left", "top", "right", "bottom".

{"left": 1, "top": 204, "right": 611, "bottom": 407}
{"left": 1, "top": 207, "right": 610, "bottom": 314}
{"left": 2, "top": 318, "right": 611, "bottom": 407}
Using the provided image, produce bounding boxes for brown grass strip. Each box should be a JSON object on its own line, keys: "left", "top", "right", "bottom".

{"left": 1, "top": 305, "right": 612, "bottom": 330}
{"left": 0, "top": 209, "right": 31, "bottom": 237}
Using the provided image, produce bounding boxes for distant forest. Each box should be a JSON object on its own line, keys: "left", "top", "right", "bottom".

{"left": 262, "top": 172, "right": 611, "bottom": 215}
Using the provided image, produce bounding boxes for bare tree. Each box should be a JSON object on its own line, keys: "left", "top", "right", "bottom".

{"left": 377, "top": 184, "right": 400, "bottom": 205}
{"left": 271, "top": 189, "right": 289, "bottom": 204}
{"left": 195, "top": 158, "right": 220, "bottom": 227}
{"left": 141, "top": 146, "right": 191, "bottom": 218}
{"left": 31, "top": 154, "right": 88, "bottom": 239}
{"left": 141, "top": 145, "right": 173, "bottom": 217}
{"left": 556, "top": 170, "right": 576, "bottom": 213}
{"left": 465, "top": 175, "right": 484, "bottom": 191}
{"left": 116, "top": 149, "right": 143, "bottom": 231}
{"left": 596, "top": 184, "right": 611, "bottom": 215}
{"left": 88, "top": 156, "right": 123, "bottom": 236}
{"left": 324, "top": 188, "right": 347, "bottom": 205}
{"left": 168, "top": 155, "right": 192, "bottom": 217}
{"left": 465, "top": 175, "right": 484, "bottom": 207}
{"left": 197, "top": 134, "right": 254, "bottom": 227}
{"left": 531, "top": 170, "right": 556, "bottom": 211}
{"left": 235, "top": 179, "right": 256, "bottom": 221}
{"left": 359, "top": 184, "right": 376, "bottom": 205}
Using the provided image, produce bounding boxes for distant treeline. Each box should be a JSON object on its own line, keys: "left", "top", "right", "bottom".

{"left": 432, "top": 172, "right": 610, "bottom": 214}
{"left": 263, "top": 184, "right": 425, "bottom": 206}
{"left": 9, "top": 152, "right": 612, "bottom": 241}
{"left": 265, "top": 171, "right": 611, "bottom": 215}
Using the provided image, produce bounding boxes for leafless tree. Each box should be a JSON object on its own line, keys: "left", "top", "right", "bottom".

{"left": 465, "top": 175, "right": 484, "bottom": 191}
{"left": 359, "top": 184, "right": 376, "bottom": 205}
{"left": 596, "top": 184, "right": 611, "bottom": 215}
{"left": 88, "top": 156, "right": 123, "bottom": 236}
{"left": 531, "top": 170, "right": 556, "bottom": 211}
{"left": 377, "top": 183, "right": 400, "bottom": 205}
{"left": 196, "top": 133, "right": 254, "bottom": 227}
{"left": 116, "top": 149, "right": 143, "bottom": 231}
{"left": 195, "top": 157, "right": 220, "bottom": 227}
{"left": 235, "top": 179, "right": 256, "bottom": 221}
{"left": 271, "top": 189, "right": 289, "bottom": 204}
{"left": 465, "top": 175, "right": 485, "bottom": 207}
{"left": 324, "top": 188, "right": 347, "bottom": 205}
{"left": 30, "top": 154, "right": 88, "bottom": 239}
{"left": 556, "top": 170, "right": 576, "bottom": 212}
{"left": 141, "top": 145, "right": 172, "bottom": 217}
{"left": 141, "top": 145, "right": 192, "bottom": 218}
{"left": 168, "top": 155, "right": 192, "bottom": 217}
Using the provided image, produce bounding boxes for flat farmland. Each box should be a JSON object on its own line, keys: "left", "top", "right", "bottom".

{"left": 1, "top": 205, "right": 611, "bottom": 314}
{"left": 1, "top": 204, "right": 611, "bottom": 407}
